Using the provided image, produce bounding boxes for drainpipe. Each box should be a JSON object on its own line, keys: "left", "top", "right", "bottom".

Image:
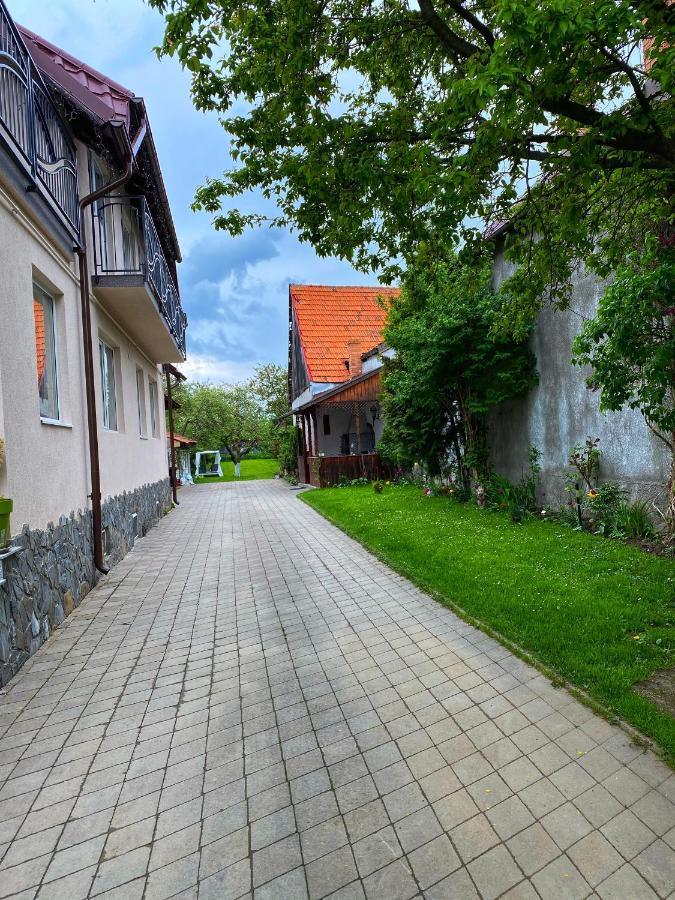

{"left": 76, "top": 134, "right": 135, "bottom": 574}
{"left": 164, "top": 365, "right": 179, "bottom": 505}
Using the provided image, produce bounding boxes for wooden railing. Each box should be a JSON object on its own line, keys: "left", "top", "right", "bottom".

{"left": 309, "top": 453, "right": 385, "bottom": 487}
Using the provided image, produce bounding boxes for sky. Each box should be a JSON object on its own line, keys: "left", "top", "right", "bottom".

{"left": 12, "top": 0, "right": 374, "bottom": 382}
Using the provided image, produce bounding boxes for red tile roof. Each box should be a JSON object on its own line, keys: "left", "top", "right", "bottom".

{"left": 291, "top": 284, "right": 399, "bottom": 383}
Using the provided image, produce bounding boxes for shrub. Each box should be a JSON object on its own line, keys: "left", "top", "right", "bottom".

{"left": 373, "top": 480, "right": 384, "bottom": 494}
{"left": 585, "top": 481, "right": 626, "bottom": 536}
{"left": 617, "top": 500, "right": 657, "bottom": 540}
{"left": 277, "top": 425, "right": 299, "bottom": 477}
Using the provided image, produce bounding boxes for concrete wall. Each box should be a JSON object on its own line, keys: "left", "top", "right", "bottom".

{"left": 488, "top": 242, "right": 668, "bottom": 508}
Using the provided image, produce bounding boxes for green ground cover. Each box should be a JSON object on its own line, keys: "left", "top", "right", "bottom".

{"left": 302, "top": 484, "right": 675, "bottom": 761}
{"left": 194, "top": 457, "right": 279, "bottom": 483}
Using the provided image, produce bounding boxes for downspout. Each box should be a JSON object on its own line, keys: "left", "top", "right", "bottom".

{"left": 164, "top": 365, "right": 179, "bottom": 505}
{"left": 76, "top": 133, "right": 135, "bottom": 574}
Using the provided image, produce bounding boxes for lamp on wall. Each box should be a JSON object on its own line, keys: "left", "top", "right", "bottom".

{"left": 370, "top": 404, "right": 379, "bottom": 422}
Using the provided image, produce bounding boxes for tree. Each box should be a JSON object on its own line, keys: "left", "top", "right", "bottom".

{"left": 572, "top": 245, "right": 675, "bottom": 527}
{"left": 249, "top": 362, "right": 297, "bottom": 465}
{"left": 174, "top": 381, "right": 269, "bottom": 465}
{"left": 379, "top": 252, "right": 538, "bottom": 483}
{"left": 150, "top": 0, "right": 673, "bottom": 309}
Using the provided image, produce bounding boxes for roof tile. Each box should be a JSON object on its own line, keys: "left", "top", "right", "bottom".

{"left": 291, "top": 284, "right": 398, "bottom": 383}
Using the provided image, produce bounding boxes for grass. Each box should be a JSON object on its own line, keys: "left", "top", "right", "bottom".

{"left": 194, "top": 457, "right": 279, "bottom": 483}
{"left": 302, "top": 484, "right": 675, "bottom": 761}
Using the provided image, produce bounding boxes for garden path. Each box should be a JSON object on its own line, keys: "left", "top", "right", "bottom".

{"left": 0, "top": 480, "right": 673, "bottom": 899}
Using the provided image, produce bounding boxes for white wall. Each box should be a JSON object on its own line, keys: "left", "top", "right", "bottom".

{"left": 0, "top": 184, "right": 90, "bottom": 529}
{"left": 0, "top": 144, "right": 170, "bottom": 532}
{"left": 93, "top": 303, "right": 168, "bottom": 501}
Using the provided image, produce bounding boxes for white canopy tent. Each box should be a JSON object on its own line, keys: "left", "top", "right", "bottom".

{"left": 195, "top": 450, "right": 222, "bottom": 477}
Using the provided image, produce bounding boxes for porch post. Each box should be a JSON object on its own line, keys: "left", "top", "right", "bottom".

{"left": 164, "top": 366, "right": 179, "bottom": 505}
{"left": 312, "top": 409, "right": 319, "bottom": 456}
{"left": 354, "top": 402, "right": 361, "bottom": 456}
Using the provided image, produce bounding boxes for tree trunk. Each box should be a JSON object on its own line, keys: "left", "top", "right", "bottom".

{"left": 668, "top": 435, "right": 675, "bottom": 537}
{"left": 447, "top": 402, "right": 470, "bottom": 494}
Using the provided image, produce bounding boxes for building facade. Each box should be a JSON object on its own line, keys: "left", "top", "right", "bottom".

{"left": 0, "top": 4, "right": 187, "bottom": 683}
{"left": 288, "top": 284, "right": 398, "bottom": 486}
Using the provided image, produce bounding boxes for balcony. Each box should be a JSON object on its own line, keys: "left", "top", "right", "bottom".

{"left": 91, "top": 195, "right": 187, "bottom": 362}
{"left": 0, "top": 0, "right": 79, "bottom": 235}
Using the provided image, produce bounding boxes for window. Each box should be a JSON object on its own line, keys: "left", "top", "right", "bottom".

{"left": 99, "top": 340, "right": 117, "bottom": 430}
{"left": 149, "top": 379, "right": 159, "bottom": 438}
{"left": 33, "top": 283, "right": 59, "bottom": 420}
{"left": 136, "top": 368, "right": 147, "bottom": 438}
{"left": 323, "top": 414, "right": 331, "bottom": 435}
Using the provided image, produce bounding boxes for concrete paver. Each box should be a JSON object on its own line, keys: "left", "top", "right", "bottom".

{"left": 0, "top": 479, "right": 673, "bottom": 899}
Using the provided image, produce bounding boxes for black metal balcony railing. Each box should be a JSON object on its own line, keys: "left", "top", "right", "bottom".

{"left": 91, "top": 195, "right": 187, "bottom": 357}
{"left": 0, "top": 0, "right": 79, "bottom": 233}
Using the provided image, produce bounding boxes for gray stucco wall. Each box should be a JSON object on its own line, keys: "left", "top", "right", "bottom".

{"left": 488, "top": 244, "right": 668, "bottom": 509}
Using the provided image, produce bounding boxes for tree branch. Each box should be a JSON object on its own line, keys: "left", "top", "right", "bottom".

{"left": 594, "top": 42, "right": 652, "bottom": 115}
{"left": 415, "top": 0, "right": 480, "bottom": 59}
{"left": 441, "top": 0, "right": 495, "bottom": 48}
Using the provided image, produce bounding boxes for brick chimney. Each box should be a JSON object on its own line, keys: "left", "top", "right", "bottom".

{"left": 347, "top": 340, "right": 362, "bottom": 378}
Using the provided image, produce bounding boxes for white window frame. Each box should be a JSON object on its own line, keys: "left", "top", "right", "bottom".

{"left": 99, "top": 340, "right": 118, "bottom": 431}
{"left": 33, "top": 282, "right": 60, "bottom": 422}
{"left": 136, "top": 367, "right": 148, "bottom": 438}
{"left": 149, "top": 379, "right": 159, "bottom": 438}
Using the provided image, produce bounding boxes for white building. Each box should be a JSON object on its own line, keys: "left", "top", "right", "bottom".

{"left": 0, "top": 4, "right": 187, "bottom": 682}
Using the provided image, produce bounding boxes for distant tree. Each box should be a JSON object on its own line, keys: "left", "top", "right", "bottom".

{"left": 174, "top": 381, "right": 269, "bottom": 466}
{"left": 249, "top": 362, "right": 297, "bottom": 462}
{"left": 379, "top": 252, "right": 538, "bottom": 484}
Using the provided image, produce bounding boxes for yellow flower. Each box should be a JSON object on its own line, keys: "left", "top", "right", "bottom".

{"left": 587, "top": 489, "right": 598, "bottom": 499}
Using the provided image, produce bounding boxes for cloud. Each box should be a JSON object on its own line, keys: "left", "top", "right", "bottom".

{"left": 179, "top": 354, "right": 255, "bottom": 384}
{"left": 179, "top": 230, "right": 280, "bottom": 287}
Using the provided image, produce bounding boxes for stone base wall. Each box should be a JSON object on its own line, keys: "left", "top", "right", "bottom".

{"left": 0, "top": 478, "right": 172, "bottom": 686}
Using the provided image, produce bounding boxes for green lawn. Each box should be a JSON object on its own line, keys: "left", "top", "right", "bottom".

{"left": 194, "top": 457, "right": 279, "bottom": 483}
{"left": 302, "top": 484, "right": 675, "bottom": 761}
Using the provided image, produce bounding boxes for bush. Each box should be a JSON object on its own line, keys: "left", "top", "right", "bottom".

{"left": 277, "top": 425, "right": 298, "bottom": 477}
{"left": 484, "top": 445, "right": 541, "bottom": 523}
{"left": 373, "top": 480, "right": 384, "bottom": 494}
{"left": 617, "top": 500, "right": 657, "bottom": 540}
{"left": 585, "top": 481, "right": 626, "bottom": 536}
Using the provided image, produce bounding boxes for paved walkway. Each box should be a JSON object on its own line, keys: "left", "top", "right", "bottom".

{"left": 0, "top": 481, "right": 673, "bottom": 900}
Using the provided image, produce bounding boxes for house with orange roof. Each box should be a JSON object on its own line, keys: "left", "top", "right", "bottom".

{"left": 0, "top": 0, "right": 187, "bottom": 683}
{"left": 288, "top": 284, "right": 399, "bottom": 486}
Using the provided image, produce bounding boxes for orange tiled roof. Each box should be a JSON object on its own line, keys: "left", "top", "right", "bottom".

{"left": 291, "top": 284, "right": 399, "bottom": 383}
{"left": 172, "top": 433, "right": 197, "bottom": 448}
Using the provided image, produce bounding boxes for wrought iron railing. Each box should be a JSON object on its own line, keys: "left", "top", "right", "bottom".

{"left": 91, "top": 195, "right": 187, "bottom": 358}
{"left": 0, "top": 0, "right": 79, "bottom": 233}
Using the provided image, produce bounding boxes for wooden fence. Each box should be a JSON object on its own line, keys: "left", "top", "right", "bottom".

{"left": 309, "top": 453, "right": 385, "bottom": 487}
